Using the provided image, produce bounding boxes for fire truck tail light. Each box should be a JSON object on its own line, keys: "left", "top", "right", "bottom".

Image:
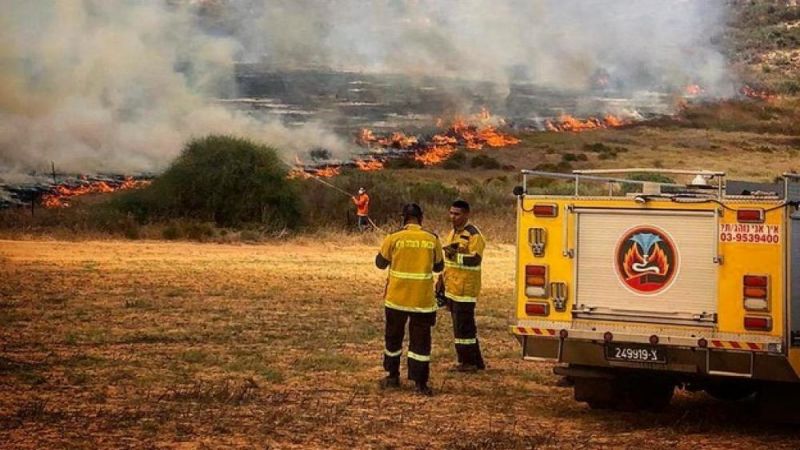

{"left": 525, "top": 265, "right": 548, "bottom": 298}
{"left": 743, "top": 275, "right": 769, "bottom": 311}
{"left": 744, "top": 298, "right": 769, "bottom": 311}
{"left": 744, "top": 316, "right": 772, "bottom": 331}
{"left": 525, "top": 265, "right": 546, "bottom": 276}
{"left": 533, "top": 203, "right": 558, "bottom": 217}
{"left": 743, "top": 275, "right": 768, "bottom": 287}
{"left": 526, "top": 275, "right": 546, "bottom": 286}
{"left": 525, "top": 286, "right": 547, "bottom": 297}
{"left": 736, "top": 209, "right": 765, "bottom": 223}
{"left": 525, "top": 302, "right": 549, "bottom": 316}
{"left": 744, "top": 287, "right": 768, "bottom": 298}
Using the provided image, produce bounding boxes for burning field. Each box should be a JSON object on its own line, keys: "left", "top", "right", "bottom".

{"left": 2, "top": 239, "right": 800, "bottom": 448}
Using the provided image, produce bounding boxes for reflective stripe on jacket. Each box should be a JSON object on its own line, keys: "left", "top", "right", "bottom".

{"left": 443, "top": 223, "right": 485, "bottom": 302}
{"left": 379, "top": 224, "right": 444, "bottom": 312}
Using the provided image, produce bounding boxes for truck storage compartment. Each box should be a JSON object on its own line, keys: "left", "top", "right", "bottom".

{"left": 573, "top": 208, "right": 717, "bottom": 326}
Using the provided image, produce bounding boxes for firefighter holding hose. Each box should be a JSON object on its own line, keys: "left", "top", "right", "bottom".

{"left": 442, "top": 200, "right": 486, "bottom": 372}
{"left": 375, "top": 203, "right": 444, "bottom": 396}
{"left": 352, "top": 187, "right": 370, "bottom": 231}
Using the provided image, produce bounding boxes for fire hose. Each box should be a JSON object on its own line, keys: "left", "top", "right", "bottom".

{"left": 278, "top": 157, "right": 387, "bottom": 234}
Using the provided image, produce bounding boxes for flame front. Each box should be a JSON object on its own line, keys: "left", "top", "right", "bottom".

{"left": 41, "top": 177, "right": 151, "bottom": 208}
{"left": 294, "top": 108, "right": 520, "bottom": 178}
{"left": 545, "top": 114, "right": 629, "bottom": 132}
{"left": 354, "top": 159, "right": 384, "bottom": 171}
{"left": 739, "top": 85, "right": 777, "bottom": 101}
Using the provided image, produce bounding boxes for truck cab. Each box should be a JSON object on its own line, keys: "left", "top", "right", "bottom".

{"left": 512, "top": 169, "right": 800, "bottom": 413}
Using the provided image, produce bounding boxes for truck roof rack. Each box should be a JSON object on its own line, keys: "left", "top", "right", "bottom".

{"left": 520, "top": 168, "right": 724, "bottom": 198}
{"left": 520, "top": 169, "right": 800, "bottom": 202}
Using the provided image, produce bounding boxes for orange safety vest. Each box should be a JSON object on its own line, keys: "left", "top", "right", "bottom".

{"left": 353, "top": 193, "right": 370, "bottom": 216}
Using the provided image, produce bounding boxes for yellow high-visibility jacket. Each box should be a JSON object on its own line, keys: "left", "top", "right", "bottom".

{"left": 443, "top": 223, "right": 485, "bottom": 303}
{"left": 376, "top": 224, "right": 444, "bottom": 313}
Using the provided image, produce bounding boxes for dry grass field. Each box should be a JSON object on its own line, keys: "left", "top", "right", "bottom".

{"left": 2, "top": 237, "right": 800, "bottom": 449}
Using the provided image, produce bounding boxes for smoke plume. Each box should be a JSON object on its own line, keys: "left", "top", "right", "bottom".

{"left": 1, "top": 0, "right": 731, "bottom": 177}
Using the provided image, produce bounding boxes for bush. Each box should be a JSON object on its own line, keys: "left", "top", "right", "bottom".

{"left": 385, "top": 157, "right": 424, "bottom": 169}
{"left": 562, "top": 153, "right": 588, "bottom": 162}
{"left": 114, "top": 135, "right": 302, "bottom": 228}
{"left": 442, "top": 151, "right": 467, "bottom": 170}
{"left": 162, "top": 225, "right": 181, "bottom": 240}
{"left": 625, "top": 172, "right": 676, "bottom": 184}
{"left": 470, "top": 154, "right": 501, "bottom": 169}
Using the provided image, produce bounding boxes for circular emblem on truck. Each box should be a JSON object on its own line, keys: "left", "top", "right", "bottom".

{"left": 615, "top": 226, "right": 678, "bottom": 295}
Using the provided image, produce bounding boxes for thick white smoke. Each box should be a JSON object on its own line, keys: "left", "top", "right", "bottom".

{"left": 227, "top": 0, "right": 730, "bottom": 91}
{"left": 0, "top": 0, "right": 350, "bottom": 177}
{"left": 1, "top": 0, "right": 731, "bottom": 177}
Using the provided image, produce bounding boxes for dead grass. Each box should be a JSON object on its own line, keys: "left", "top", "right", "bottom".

{"left": 1, "top": 239, "right": 800, "bottom": 448}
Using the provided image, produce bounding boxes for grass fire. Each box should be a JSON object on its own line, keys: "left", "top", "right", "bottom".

{"left": 5, "top": 0, "right": 800, "bottom": 448}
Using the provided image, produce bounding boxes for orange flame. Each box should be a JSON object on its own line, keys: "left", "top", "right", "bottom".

{"left": 545, "top": 114, "right": 628, "bottom": 133}
{"left": 739, "top": 85, "right": 777, "bottom": 102}
{"left": 313, "top": 166, "right": 341, "bottom": 178}
{"left": 414, "top": 145, "right": 456, "bottom": 166}
{"left": 354, "top": 159, "right": 384, "bottom": 171}
{"left": 684, "top": 84, "right": 703, "bottom": 96}
{"left": 41, "top": 177, "right": 151, "bottom": 208}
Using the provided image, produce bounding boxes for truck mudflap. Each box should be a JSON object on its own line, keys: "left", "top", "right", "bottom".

{"left": 513, "top": 330, "right": 798, "bottom": 382}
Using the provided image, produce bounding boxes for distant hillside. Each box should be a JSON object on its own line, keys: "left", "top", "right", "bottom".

{"left": 725, "top": 0, "right": 800, "bottom": 94}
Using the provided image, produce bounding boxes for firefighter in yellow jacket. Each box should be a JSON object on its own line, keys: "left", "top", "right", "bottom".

{"left": 375, "top": 203, "right": 444, "bottom": 396}
{"left": 442, "top": 199, "right": 486, "bottom": 372}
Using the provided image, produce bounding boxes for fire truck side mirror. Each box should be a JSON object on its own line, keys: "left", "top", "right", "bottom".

{"left": 513, "top": 185, "right": 525, "bottom": 197}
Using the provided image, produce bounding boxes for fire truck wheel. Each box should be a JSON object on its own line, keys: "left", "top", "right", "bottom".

{"left": 704, "top": 382, "right": 756, "bottom": 402}
{"left": 572, "top": 377, "right": 619, "bottom": 410}
{"left": 623, "top": 379, "right": 674, "bottom": 412}
{"left": 757, "top": 382, "right": 800, "bottom": 423}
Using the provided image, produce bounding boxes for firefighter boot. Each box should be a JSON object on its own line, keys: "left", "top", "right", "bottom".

{"left": 415, "top": 381, "right": 433, "bottom": 396}
{"left": 379, "top": 375, "right": 400, "bottom": 390}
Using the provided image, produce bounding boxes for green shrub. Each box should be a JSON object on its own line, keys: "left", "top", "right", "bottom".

{"left": 162, "top": 224, "right": 181, "bottom": 240}
{"left": 470, "top": 154, "right": 501, "bottom": 169}
{"left": 625, "top": 173, "right": 676, "bottom": 184}
{"left": 183, "top": 222, "right": 216, "bottom": 241}
{"left": 385, "top": 157, "right": 424, "bottom": 169}
{"left": 561, "top": 153, "right": 588, "bottom": 162}
{"left": 442, "top": 151, "right": 467, "bottom": 170}
{"left": 114, "top": 135, "right": 302, "bottom": 228}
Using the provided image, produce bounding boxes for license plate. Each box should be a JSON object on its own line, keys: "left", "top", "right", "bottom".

{"left": 605, "top": 343, "right": 666, "bottom": 364}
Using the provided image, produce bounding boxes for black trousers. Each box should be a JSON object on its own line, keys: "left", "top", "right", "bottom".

{"left": 383, "top": 307, "right": 436, "bottom": 383}
{"left": 450, "top": 301, "right": 485, "bottom": 369}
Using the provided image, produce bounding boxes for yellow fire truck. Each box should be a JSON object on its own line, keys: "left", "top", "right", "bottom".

{"left": 511, "top": 169, "right": 800, "bottom": 414}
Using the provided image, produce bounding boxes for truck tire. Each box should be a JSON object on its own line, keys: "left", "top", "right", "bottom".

{"left": 623, "top": 378, "right": 674, "bottom": 412}
{"left": 574, "top": 375, "right": 674, "bottom": 412}
{"left": 757, "top": 382, "right": 800, "bottom": 423}
{"left": 573, "top": 377, "right": 619, "bottom": 410}
{"left": 704, "top": 381, "right": 756, "bottom": 402}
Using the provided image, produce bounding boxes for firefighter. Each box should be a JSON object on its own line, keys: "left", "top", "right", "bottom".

{"left": 352, "top": 187, "right": 370, "bottom": 231}
{"left": 375, "top": 203, "right": 444, "bottom": 396}
{"left": 442, "top": 199, "right": 486, "bottom": 372}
